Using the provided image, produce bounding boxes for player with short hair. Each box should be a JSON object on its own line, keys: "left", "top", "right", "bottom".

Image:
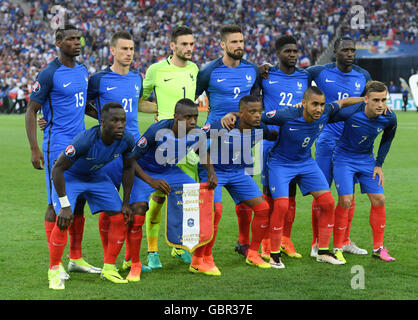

{"left": 331, "top": 81, "right": 397, "bottom": 262}
{"left": 49, "top": 102, "right": 137, "bottom": 289}
{"left": 130, "top": 99, "right": 218, "bottom": 273}
{"left": 307, "top": 36, "right": 371, "bottom": 258}
{"left": 25, "top": 24, "right": 100, "bottom": 279}
{"left": 257, "top": 34, "right": 312, "bottom": 260}
{"left": 262, "top": 87, "right": 364, "bottom": 267}
{"left": 140, "top": 26, "right": 199, "bottom": 268}
{"left": 196, "top": 24, "right": 261, "bottom": 258}
{"left": 195, "top": 95, "right": 282, "bottom": 273}
{"left": 87, "top": 30, "right": 157, "bottom": 275}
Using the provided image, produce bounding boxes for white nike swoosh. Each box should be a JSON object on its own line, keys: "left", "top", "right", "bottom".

{"left": 328, "top": 224, "right": 334, "bottom": 228}
{"left": 260, "top": 225, "right": 269, "bottom": 229}
{"left": 273, "top": 227, "right": 283, "bottom": 231}
{"left": 269, "top": 81, "right": 278, "bottom": 84}
{"left": 289, "top": 128, "right": 299, "bottom": 131}
{"left": 117, "top": 240, "right": 124, "bottom": 244}
{"left": 217, "top": 79, "right": 226, "bottom": 82}
{"left": 63, "top": 82, "right": 71, "bottom": 87}
{"left": 352, "top": 124, "right": 361, "bottom": 127}
{"left": 325, "top": 79, "right": 335, "bottom": 83}
{"left": 107, "top": 87, "right": 117, "bottom": 91}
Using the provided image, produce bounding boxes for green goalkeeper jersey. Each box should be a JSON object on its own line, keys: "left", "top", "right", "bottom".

{"left": 142, "top": 55, "right": 199, "bottom": 120}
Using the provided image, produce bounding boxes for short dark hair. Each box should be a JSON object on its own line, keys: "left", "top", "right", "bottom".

{"left": 365, "top": 80, "right": 387, "bottom": 96}
{"left": 239, "top": 95, "right": 261, "bottom": 110}
{"left": 170, "top": 25, "right": 193, "bottom": 43}
{"left": 220, "top": 24, "right": 242, "bottom": 41}
{"left": 55, "top": 24, "right": 78, "bottom": 41}
{"left": 174, "top": 98, "right": 197, "bottom": 114}
{"left": 101, "top": 102, "right": 124, "bottom": 117}
{"left": 110, "top": 31, "right": 133, "bottom": 47}
{"left": 275, "top": 35, "right": 297, "bottom": 51}
{"left": 334, "top": 36, "right": 355, "bottom": 50}
{"left": 303, "top": 86, "right": 324, "bottom": 101}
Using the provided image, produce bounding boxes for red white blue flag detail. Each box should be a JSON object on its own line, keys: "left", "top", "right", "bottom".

{"left": 165, "top": 182, "right": 214, "bottom": 252}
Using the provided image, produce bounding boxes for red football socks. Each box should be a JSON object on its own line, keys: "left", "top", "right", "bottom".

{"left": 311, "top": 198, "right": 320, "bottom": 246}
{"left": 44, "top": 220, "right": 55, "bottom": 244}
{"left": 49, "top": 224, "right": 68, "bottom": 269}
{"left": 249, "top": 201, "right": 270, "bottom": 251}
{"left": 204, "top": 202, "right": 222, "bottom": 257}
{"left": 270, "top": 198, "right": 289, "bottom": 252}
{"left": 98, "top": 212, "right": 110, "bottom": 257}
{"left": 370, "top": 205, "right": 385, "bottom": 250}
{"left": 104, "top": 214, "right": 127, "bottom": 265}
{"left": 283, "top": 196, "right": 296, "bottom": 238}
{"left": 333, "top": 203, "right": 349, "bottom": 249}
{"left": 235, "top": 202, "right": 252, "bottom": 245}
{"left": 316, "top": 192, "right": 335, "bottom": 249}
{"left": 69, "top": 214, "right": 85, "bottom": 260}
{"left": 127, "top": 215, "right": 145, "bottom": 264}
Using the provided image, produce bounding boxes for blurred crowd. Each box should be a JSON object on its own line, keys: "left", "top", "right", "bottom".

{"left": 1, "top": 0, "right": 416, "bottom": 113}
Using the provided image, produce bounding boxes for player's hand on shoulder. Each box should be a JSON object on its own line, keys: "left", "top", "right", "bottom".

{"left": 293, "top": 102, "right": 303, "bottom": 109}
{"left": 259, "top": 62, "right": 271, "bottom": 79}
{"left": 150, "top": 178, "right": 171, "bottom": 195}
{"left": 383, "top": 102, "right": 392, "bottom": 115}
{"left": 57, "top": 206, "right": 73, "bottom": 231}
{"left": 37, "top": 117, "right": 47, "bottom": 131}
{"left": 221, "top": 113, "right": 237, "bottom": 130}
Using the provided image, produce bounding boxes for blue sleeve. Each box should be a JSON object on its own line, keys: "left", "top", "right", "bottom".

{"left": 261, "top": 105, "right": 303, "bottom": 125}
{"left": 122, "top": 132, "right": 137, "bottom": 159}
{"left": 63, "top": 130, "right": 92, "bottom": 162}
{"left": 328, "top": 102, "right": 363, "bottom": 123}
{"left": 195, "top": 62, "right": 212, "bottom": 98}
{"left": 133, "top": 123, "right": 158, "bottom": 160}
{"left": 30, "top": 67, "right": 54, "bottom": 104}
{"left": 306, "top": 65, "right": 324, "bottom": 81}
{"left": 258, "top": 122, "right": 277, "bottom": 141}
{"left": 376, "top": 114, "right": 397, "bottom": 167}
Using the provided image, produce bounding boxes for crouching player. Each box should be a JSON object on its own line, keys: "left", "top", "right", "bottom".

{"left": 129, "top": 98, "right": 218, "bottom": 273}
{"left": 50, "top": 102, "right": 137, "bottom": 289}
{"left": 331, "top": 80, "right": 397, "bottom": 262}
{"left": 196, "top": 95, "right": 285, "bottom": 273}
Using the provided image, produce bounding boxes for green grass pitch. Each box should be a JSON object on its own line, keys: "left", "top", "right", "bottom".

{"left": 0, "top": 111, "right": 416, "bottom": 300}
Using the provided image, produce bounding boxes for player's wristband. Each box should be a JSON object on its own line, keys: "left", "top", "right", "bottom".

{"left": 59, "top": 196, "right": 71, "bottom": 208}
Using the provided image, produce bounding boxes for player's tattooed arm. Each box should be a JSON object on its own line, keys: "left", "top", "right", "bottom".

{"left": 25, "top": 99, "right": 44, "bottom": 170}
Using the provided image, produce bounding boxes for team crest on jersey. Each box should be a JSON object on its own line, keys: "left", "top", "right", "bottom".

{"left": 266, "top": 110, "right": 276, "bottom": 118}
{"left": 137, "top": 136, "right": 147, "bottom": 148}
{"left": 202, "top": 124, "right": 211, "bottom": 132}
{"left": 187, "top": 218, "right": 195, "bottom": 227}
{"left": 355, "top": 81, "right": 361, "bottom": 90}
{"left": 246, "top": 75, "right": 252, "bottom": 82}
{"left": 65, "top": 145, "right": 76, "bottom": 157}
{"left": 32, "top": 81, "right": 41, "bottom": 93}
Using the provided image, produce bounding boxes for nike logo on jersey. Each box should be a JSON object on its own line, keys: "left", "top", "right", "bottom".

{"left": 289, "top": 128, "right": 299, "bottom": 131}
{"left": 107, "top": 87, "right": 117, "bottom": 91}
{"left": 352, "top": 124, "right": 361, "bottom": 127}
{"left": 269, "top": 80, "right": 278, "bottom": 84}
{"left": 217, "top": 78, "right": 226, "bottom": 82}
{"left": 325, "top": 78, "right": 335, "bottom": 83}
{"left": 63, "top": 82, "right": 71, "bottom": 87}
{"left": 164, "top": 78, "right": 173, "bottom": 82}
{"left": 86, "top": 157, "right": 96, "bottom": 160}
{"left": 377, "top": 128, "right": 383, "bottom": 132}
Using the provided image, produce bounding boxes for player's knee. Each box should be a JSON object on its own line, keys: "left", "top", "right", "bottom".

{"left": 273, "top": 198, "right": 289, "bottom": 214}
{"left": 131, "top": 202, "right": 148, "bottom": 216}
{"left": 151, "top": 194, "right": 166, "bottom": 204}
{"left": 338, "top": 196, "right": 353, "bottom": 209}
{"left": 370, "top": 194, "right": 385, "bottom": 207}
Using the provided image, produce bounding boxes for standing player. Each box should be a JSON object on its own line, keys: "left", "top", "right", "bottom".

{"left": 195, "top": 24, "right": 260, "bottom": 257}
{"left": 87, "top": 31, "right": 156, "bottom": 274}
{"left": 257, "top": 35, "right": 311, "bottom": 260}
{"left": 262, "top": 87, "right": 364, "bottom": 267}
{"left": 49, "top": 102, "right": 136, "bottom": 289}
{"left": 331, "top": 81, "right": 397, "bottom": 262}
{"left": 140, "top": 26, "right": 199, "bottom": 268}
{"left": 25, "top": 24, "right": 100, "bottom": 278}
{"left": 307, "top": 36, "right": 371, "bottom": 258}
{"left": 195, "top": 95, "right": 281, "bottom": 274}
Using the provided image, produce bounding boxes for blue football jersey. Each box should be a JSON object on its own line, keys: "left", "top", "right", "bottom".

{"left": 30, "top": 58, "right": 89, "bottom": 152}
{"left": 134, "top": 119, "right": 204, "bottom": 173}
{"left": 196, "top": 58, "right": 260, "bottom": 123}
{"left": 88, "top": 67, "right": 143, "bottom": 142}
{"left": 307, "top": 62, "right": 371, "bottom": 137}
{"left": 262, "top": 103, "right": 340, "bottom": 162}
{"left": 331, "top": 103, "right": 397, "bottom": 166}
{"left": 63, "top": 125, "right": 136, "bottom": 177}
{"left": 204, "top": 118, "right": 276, "bottom": 171}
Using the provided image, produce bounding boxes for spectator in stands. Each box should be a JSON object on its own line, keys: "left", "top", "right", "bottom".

{"left": 388, "top": 81, "right": 398, "bottom": 93}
